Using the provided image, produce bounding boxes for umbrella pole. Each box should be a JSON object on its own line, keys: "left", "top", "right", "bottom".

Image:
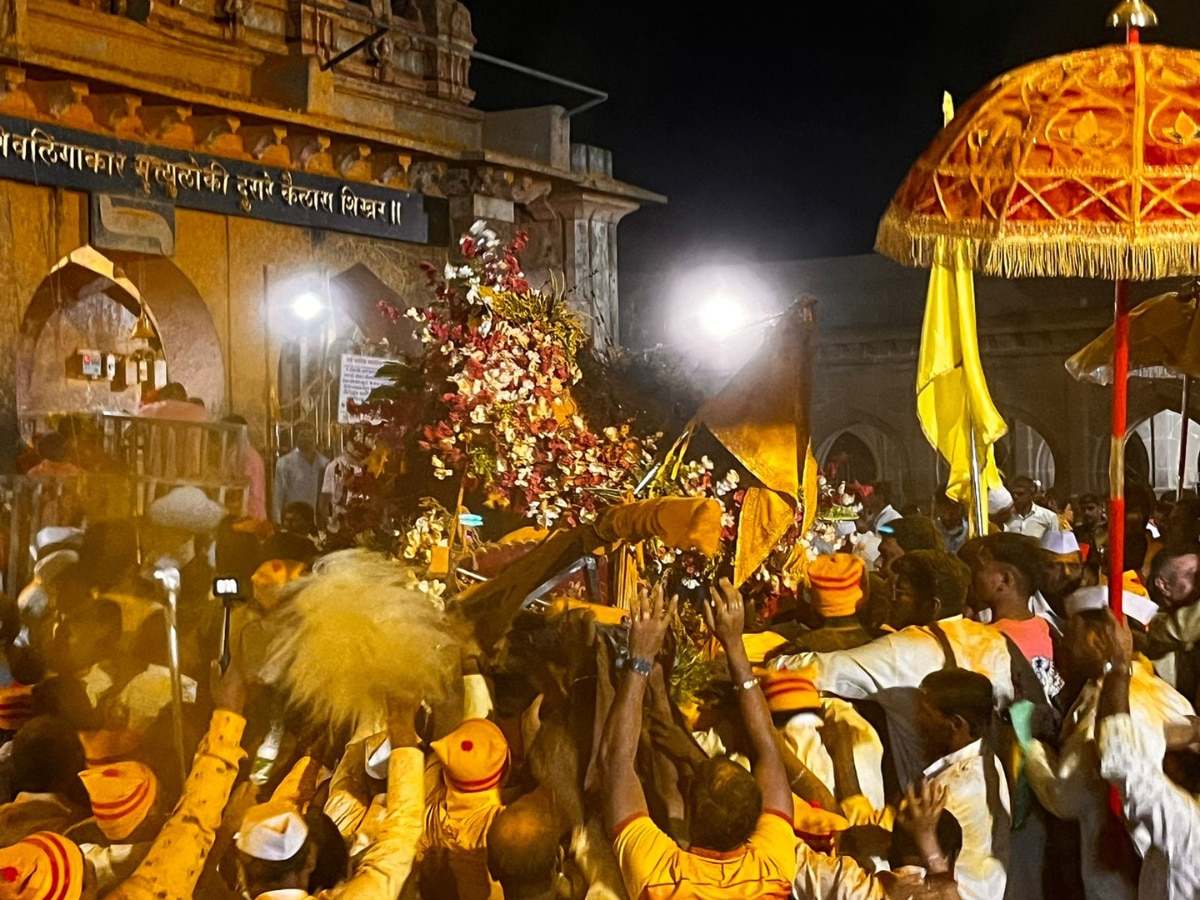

{"left": 1109, "top": 280, "right": 1131, "bottom": 620}
{"left": 1179, "top": 375, "right": 1192, "bottom": 501}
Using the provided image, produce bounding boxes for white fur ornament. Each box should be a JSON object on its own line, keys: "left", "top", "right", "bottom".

{"left": 263, "top": 549, "right": 469, "bottom": 733}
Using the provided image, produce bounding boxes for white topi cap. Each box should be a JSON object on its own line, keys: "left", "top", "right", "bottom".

{"left": 987, "top": 487, "right": 1014, "bottom": 516}
{"left": 1040, "top": 530, "right": 1080, "bottom": 554}
{"left": 235, "top": 802, "right": 309, "bottom": 861}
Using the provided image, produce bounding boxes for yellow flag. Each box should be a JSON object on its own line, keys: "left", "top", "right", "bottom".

{"left": 916, "top": 238, "right": 1007, "bottom": 525}
{"left": 696, "top": 302, "right": 816, "bottom": 585}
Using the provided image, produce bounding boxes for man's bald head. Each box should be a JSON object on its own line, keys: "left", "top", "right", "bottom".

{"left": 487, "top": 793, "right": 563, "bottom": 899}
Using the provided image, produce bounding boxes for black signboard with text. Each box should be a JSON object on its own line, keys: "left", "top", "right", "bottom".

{"left": 0, "top": 114, "right": 447, "bottom": 246}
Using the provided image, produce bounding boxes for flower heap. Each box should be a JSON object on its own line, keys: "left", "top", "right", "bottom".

{"left": 384, "top": 222, "right": 655, "bottom": 530}
{"left": 805, "top": 471, "right": 867, "bottom": 558}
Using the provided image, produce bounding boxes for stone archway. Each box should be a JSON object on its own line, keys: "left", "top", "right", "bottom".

{"left": 1127, "top": 409, "right": 1200, "bottom": 495}
{"left": 111, "top": 254, "right": 226, "bottom": 415}
{"left": 816, "top": 421, "right": 908, "bottom": 491}
{"left": 995, "top": 417, "right": 1057, "bottom": 491}
{"left": 18, "top": 246, "right": 225, "bottom": 421}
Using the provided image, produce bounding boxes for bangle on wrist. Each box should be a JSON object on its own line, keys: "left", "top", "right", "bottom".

{"left": 1103, "top": 660, "right": 1133, "bottom": 677}
{"left": 731, "top": 676, "right": 759, "bottom": 692}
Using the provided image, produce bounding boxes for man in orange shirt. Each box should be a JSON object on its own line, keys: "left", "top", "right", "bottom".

{"left": 599, "top": 579, "right": 798, "bottom": 899}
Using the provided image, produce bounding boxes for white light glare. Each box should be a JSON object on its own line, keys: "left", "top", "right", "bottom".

{"left": 291, "top": 291, "right": 325, "bottom": 321}
{"left": 697, "top": 293, "right": 749, "bottom": 338}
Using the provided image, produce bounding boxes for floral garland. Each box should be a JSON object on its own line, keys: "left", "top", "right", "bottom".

{"left": 361, "top": 222, "right": 656, "bottom": 534}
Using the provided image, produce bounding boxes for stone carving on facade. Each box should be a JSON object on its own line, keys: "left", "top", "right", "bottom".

{"left": 190, "top": 115, "right": 242, "bottom": 155}
{"left": 408, "top": 160, "right": 447, "bottom": 196}
{"left": 241, "top": 125, "right": 289, "bottom": 164}
{"left": 284, "top": 133, "right": 332, "bottom": 171}
{"left": 412, "top": 0, "right": 474, "bottom": 103}
{"left": 137, "top": 105, "right": 193, "bottom": 144}
{"left": 472, "top": 166, "right": 514, "bottom": 200}
{"left": 84, "top": 94, "right": 144, "bottom": 137}
{"left": 439, "top": 166, "right": 473, "bottom": 198}
{"left": 223, "top": 0, "right": 253, "bottom": 20}
{"left": 371, "top": 152, "right": 410, "bottom": 186}
{"left": 333, "top": 143, "right": 372, "bottom": 179}
{"left": 222, "top": 0, "right": 254, "bottom": 38}
{"left": 365, "top": 31, "right": 394, "bottom": 74}
{"left": 25, "top": 81, "right": 92, "bottom": 127}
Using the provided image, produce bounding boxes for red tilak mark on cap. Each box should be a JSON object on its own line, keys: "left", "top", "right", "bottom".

{"left": 461, "top": 740, "right": 474, "bottom": 752}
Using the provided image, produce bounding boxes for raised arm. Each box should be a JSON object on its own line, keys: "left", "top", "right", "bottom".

{"left": 705, "top": 578, "right": 792, "bottom": 817}
{"left": 599, "top": 584, "right": 677, "bottom": 835}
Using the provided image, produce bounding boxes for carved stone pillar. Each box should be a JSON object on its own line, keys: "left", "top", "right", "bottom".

{"left": 546, "top": 190, "right": 639, "bottom": 352}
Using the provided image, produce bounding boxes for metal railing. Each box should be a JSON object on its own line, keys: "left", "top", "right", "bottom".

{"left": 6, "top": 412, "right": 252, "bottom": 593}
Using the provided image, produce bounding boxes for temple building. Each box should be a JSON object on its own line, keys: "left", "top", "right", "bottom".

{"left": 0, "top": 0, "right": 660, "bottom": 465}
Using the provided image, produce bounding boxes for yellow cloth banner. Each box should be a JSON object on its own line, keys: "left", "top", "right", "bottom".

{"left": 916, "top": 238, "right": 1007, "bottom": 520}
{"left": 696, "top": 302, "right": 817, "bottom": 586}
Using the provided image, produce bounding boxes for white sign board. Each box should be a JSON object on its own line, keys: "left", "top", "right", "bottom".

{"left": 338, "top": 354, "right": 396, "bottom": 424}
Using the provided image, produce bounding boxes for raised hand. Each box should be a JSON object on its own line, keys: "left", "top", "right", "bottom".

{"left": 628, "top": 582, "right": 678, "bottom": 663}
{"left": 703, "top": 577, "right": 746, "bottom": 647}
{"left": 898, "top": 779, "right": 948, "bottom": 839}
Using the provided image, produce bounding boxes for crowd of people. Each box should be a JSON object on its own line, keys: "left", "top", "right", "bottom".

{"left": 1, "top": 449, "right": 1199, "bottom": 900}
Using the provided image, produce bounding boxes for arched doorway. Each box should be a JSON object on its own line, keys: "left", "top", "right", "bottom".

{"left": 19, "top": 247, "right": 161, "bottom": 421}
{"left": 821, "top": 431, "right": 877, "bottom": 485}
{"left": 1128, "top": 409, "right": 1200, "bottom": 495}
{"left": 18, "top": 246, "right": 225, "bottom": 424}
{"left": 995, "top": 418, "right": 1057, "bottom": 490}
{"left": 817, "top": 422, "right": 905, "bottom": 489}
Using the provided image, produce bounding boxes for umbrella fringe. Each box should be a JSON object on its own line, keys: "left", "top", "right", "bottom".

{"left": 877, "top": 211, "right": 1200, "bottom": 281}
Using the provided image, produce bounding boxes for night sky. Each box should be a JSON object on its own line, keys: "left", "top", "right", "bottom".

{"left": 463, "top": 0, "right": 1200, "bottom": 273}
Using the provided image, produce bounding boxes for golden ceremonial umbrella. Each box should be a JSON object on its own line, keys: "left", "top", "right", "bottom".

{"left": 1067, "top": 284, "right": 1200, "bottom": 498}
{"left": 1067, "top": 286, "right": 1200, "bottom": 385}
{"left": 876, "top": 0, "right": 1200, "bottom": 614}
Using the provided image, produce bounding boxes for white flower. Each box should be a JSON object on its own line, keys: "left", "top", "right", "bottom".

{"left": 444, "top": 262, "right": 457, "bottom": 280}
{"left": 469, "top": 220, "right": 487, "bottom": 236}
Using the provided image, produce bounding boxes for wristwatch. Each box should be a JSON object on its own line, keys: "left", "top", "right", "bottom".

{"left": 628, "top": 656, "right": 653, "bottom": 677}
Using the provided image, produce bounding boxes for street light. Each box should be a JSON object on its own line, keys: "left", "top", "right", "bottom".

{"left": 697, "top": 292, "right": 750, "bottom": 337}
{"left": 668, "top": 264, "right": 776, "bottom": 378}
{"left": 291, "top": 291, "right": 326, "bottom": 322}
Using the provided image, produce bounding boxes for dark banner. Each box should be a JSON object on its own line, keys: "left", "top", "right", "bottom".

{"left": 0, "top": 114, "right": 447, "bottom": 246}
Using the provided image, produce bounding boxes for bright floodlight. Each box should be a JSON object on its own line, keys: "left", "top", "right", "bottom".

{"left": 291, "top": 291, "right": 325, "bottom": 321}
{"left": 698, "top": 294, "right": 748, "bottom": 338}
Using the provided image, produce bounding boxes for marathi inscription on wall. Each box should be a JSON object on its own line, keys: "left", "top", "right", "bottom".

{"left": 0, "top": 116, "right": 446, "bottom": 246}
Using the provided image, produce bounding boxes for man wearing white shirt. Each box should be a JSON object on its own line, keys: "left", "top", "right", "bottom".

{"left": 863, "top": 482, "right": 902, "bottom": 532}
{"left": 1096, "top": 608, "right": 1200, "bottom": 900}
{"left": 917, "top": 669, "right": 1011, "bottom": 900}
{"left": 1002, "top": 475, "right": 1060, "bottom": 540}
{"left": 1023, "top": 606, "right": 1194, "bottom": 900}
{"left": 272, "top": 423, "right": 329, "bottom": 523}
{"left": 771, "top": 612, "right": 1015, "bottom": 787}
